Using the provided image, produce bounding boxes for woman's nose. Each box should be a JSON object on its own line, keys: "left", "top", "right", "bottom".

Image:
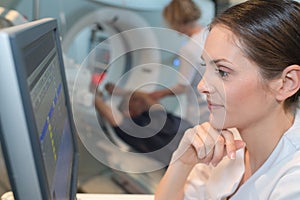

{"left": 197, "top": 77, "right": 209, "bottom": 94}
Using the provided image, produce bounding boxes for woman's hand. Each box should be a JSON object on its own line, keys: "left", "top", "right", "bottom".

{"left": 155, "top": 122, "right": 244, "bottom": 200}
{"left": 171, "top": 122, "right": 245, "bottom": 167}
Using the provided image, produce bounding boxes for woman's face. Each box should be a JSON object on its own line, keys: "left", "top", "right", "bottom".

{"left": 198, "top": 25, "right": 277, "bottom": 131}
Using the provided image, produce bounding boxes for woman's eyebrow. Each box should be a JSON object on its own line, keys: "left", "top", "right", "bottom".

{"left": 209, "top": 58, "right": 232, "bottom": 65}
{"left": 201, "top": 55, "right": 232, "bottom": 65}
{"left": 210, "top": 59, "right": 227, "bottom": 64}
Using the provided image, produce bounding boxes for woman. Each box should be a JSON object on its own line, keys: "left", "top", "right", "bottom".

{"left": 155, "top": 0, "right": 300, "bottom": 199}
{"left": 149, "top": 0, "right": 209, "bottom": 125}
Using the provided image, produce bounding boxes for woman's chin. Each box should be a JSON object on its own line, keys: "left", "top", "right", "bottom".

{"left": 209, "top": 113, "right": 227, "bottom": 130}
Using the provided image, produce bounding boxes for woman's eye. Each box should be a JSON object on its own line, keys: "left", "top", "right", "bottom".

{"left": 215, "top": 68, "right": 229, "bottom": 78}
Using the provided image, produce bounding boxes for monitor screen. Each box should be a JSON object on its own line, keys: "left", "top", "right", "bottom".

{"left": 0, "top": 18, "right": 78, "bottom": 199}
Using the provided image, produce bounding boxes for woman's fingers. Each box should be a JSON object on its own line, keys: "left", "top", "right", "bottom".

{"left": 221, "top": 129, "right": 236, "bottom": 159}
{"left": 234, "top": 140, "right": 246, "bottom": 150}
{"left": 171, "top": 128, "right": 203, "bottom": 165}
{"left": 196, "top": 123, "right": 219, "bottom": 164}
{"left": 210, "top": 135, "right": 225, "bottom": 166}
{"left": 183, "top": 122, "right": 223, "bottom": 165}
{"left": 193, "top": 124, "right": 245, "bottom": 166}
{"left": 221, "top": 129, "right": 245, "bottom": 160}
{"left": 192, "top": 125, "right": 207, "bottom": 159}
{"left": 174, "top": 122, "right": 245, "bottom": 167}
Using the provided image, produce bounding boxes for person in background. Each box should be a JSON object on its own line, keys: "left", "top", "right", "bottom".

{"left": 95, "top": 83, "right": 192, "bottom": 165}
{"left": 155, "top": 0, "right": 300, "bottom": 199}
{"left": 149, "top": 0, "right": 209, "bottom": 125}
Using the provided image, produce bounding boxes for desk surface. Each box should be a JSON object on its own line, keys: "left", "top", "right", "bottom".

{"left": 1, "top": 192, "right": 154, "bottom": 200}
{"left": 76, "top": 193, "right": 154, "bottom": 200}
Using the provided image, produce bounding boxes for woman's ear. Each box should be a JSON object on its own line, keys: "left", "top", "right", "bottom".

{"left": 275, "top": 65, "right": 300, "bottom": 101}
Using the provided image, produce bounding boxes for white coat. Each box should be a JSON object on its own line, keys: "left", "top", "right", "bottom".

{"left": 184, "top": 109, "right": 300, "bottom": 199}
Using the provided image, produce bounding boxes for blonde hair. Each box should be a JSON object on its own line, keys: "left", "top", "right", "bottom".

{"left": 163, "top": 0, "right": 201, "bottom": 26}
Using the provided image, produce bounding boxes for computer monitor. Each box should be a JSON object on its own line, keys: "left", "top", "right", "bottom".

{"left": 0, "top": 18, "right": 78, "bottom": 199}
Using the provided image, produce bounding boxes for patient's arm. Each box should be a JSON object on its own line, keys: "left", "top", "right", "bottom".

{"left": 105, "top": 83, "right": 160, "bottom": 106}
{"left": 149, "top": 84, "right": 187, "bottom": 101}
{"left": 130, "top": 91, "right": 160, "bottom": 109}
{"left": 105, "top": 82, "right": 162, "bottom": 112}
{"left": 95, "top": 92, "right": 123, "bottom": 126}
{"left": 105, "top": 82, "right": 128, "bottom": 96}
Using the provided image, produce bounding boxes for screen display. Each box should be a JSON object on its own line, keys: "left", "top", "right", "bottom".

{"left": 24, "top": 30, "right": 74, "bottom": 199}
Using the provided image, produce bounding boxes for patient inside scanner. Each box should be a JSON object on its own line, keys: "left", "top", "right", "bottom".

{"left": 95, "top": 83, "right": 192, "bottom": 165}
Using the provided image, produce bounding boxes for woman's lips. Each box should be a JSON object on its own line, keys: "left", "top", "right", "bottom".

{"left": 207, "top": 99, "right": 224, "bottom": 111}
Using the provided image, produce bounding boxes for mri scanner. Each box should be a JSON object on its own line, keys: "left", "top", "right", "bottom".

{"left": 60, "top": 0, "right": 216, "bottom": 193}
{"left": 59, "top": 0, "right": 216, "bottom": 171}
{"left": 0, "top": 0, "right": 218, "bottom": 195}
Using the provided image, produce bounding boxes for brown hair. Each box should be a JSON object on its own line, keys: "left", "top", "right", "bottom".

{"left": 210, "top": 0, "right": 300, "bottom": 110}
{"left": 163, "top": 0, "right": 201, "bottom": 27}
